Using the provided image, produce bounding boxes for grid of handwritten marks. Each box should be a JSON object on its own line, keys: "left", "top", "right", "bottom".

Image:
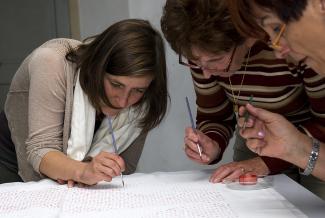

{"left": 0, "top": 179, "right": 238, "bottom": 218}
{"left": 63, "top": 182, "right": 237, "bottom": 218}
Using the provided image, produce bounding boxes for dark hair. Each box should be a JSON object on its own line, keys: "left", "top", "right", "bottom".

{"left": 161, "top": 0, "right": 245, "bottom": 60}
{"left": 66, "top": 19, "right": 169, "bottom": 132}
{"left": 254, "top": 0, "right": 307, "bottom": 22}
{"left": 227, "top": 0, "right": 308, "bottom": 38}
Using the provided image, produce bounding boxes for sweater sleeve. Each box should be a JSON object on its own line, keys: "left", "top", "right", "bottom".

{"left": 261, "top": 156, "right": 294, "bottom": 174}
{"left": 191, "top": 68, "right": 236, "bottom": 163}
{"left": 25, "top": 47, "right": 68, "bottom": 173}
{"left": 120, "top": 130, "right": 148, "bottom": 174}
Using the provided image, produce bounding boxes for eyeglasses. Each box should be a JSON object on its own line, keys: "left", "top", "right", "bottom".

{"left": 179, "top": 45, "right": 237, "bottom": 72}
{"left": 268, "top": 24, "right": 286, "bottom": 49}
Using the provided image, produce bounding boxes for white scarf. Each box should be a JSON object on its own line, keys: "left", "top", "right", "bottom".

{"left": 67, "top": 73, "right": 144, "bottom": 161}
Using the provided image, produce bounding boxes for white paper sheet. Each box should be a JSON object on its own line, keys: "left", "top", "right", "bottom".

{"left": 0, "top": 170, "right": 306, "bottom": 218}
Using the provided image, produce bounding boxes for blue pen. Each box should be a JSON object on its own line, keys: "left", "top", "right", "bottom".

{"left": 185, "top": 97, "right": 203, "bottom": 160}
{"left": 107, "top": 117, "right": 125, "bottom": 187}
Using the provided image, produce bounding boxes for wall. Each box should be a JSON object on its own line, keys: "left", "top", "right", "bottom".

{"left": 0, "top": 0, "right": 70, "bottom": 110}
{"left": 77, "top": 0, "right": 234, "bottom": 173}
{"left": 78, "top": 0, "right": 129, "bottom": 39}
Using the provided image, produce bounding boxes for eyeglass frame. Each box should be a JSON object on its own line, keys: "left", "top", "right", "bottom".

{"left": 178, "top": 45, "right": 238, "bottom": 73}
{"left": 268, "top": 24, "right": 286, "bottom": 49}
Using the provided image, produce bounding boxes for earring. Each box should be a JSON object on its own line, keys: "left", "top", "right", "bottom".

{"left": 321, "top": 0, "right": 325, "bottom": 11}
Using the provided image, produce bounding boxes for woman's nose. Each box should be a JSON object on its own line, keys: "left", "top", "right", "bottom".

{"left": 274, "top": 46, "right": 291, "bottom": 59}
{"left": 271, "top": 38, "right": 291, "bottom": 59}
{"left": 201, "top": 68, "right": 213, "bottom": 79}
{"left": 117, "top": 92, "right": 129, "bottom": 108}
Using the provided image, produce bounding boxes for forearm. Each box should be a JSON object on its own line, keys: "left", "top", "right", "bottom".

{"left": 287, "top": 134, "right": 325, "bottom": 181}
{"left": 39, "top": 151, "right": 86, "bottom": 181}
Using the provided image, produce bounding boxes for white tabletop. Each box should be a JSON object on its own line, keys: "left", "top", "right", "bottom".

{"left": 0, "top": 170, "right": 323, "bottom": 218}
{"left": 272, "top": 174, "right": 325, "bottom": 218}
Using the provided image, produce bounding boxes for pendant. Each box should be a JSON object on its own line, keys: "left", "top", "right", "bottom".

{"left": 233, "top": 104, "right": 239, "bottom": 120}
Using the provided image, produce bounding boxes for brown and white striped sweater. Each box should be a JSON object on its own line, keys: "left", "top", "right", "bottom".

{"left": 191, "top": 42, "right": 325, "bottom": 174}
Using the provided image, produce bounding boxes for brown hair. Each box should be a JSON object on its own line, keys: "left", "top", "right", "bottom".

{"left": 66, "top": 19, "right": 169, "bottom": 132}
{"left": 227, "top": 0, "right": 265, "bottom": 39}
{"left": 227, "top": 0, "right": 307, "bottom": 38}
{"left": 161, "top": 0, "right": 245, "bottom": 60}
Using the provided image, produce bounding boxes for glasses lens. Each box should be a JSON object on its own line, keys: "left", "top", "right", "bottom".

{"left": 179, "top": 55, "right": 201, "bottom": 69}
{"left": 178, "top": 46, "right": 237, "bottom": 73}
{"left": 270, "top": 24, "right": 286, "bottom": 49}
{"left": 198, "top": 46, "right": 236, "bottom": 72}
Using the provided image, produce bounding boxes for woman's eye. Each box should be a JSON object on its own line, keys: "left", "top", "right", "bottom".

{"left": 273, "top": 25, "right": 281, "bottom": 33}
{"left": 213, "top": 57, "right": 224, "bottom": 63}
{"left": 111, "top": 82, "right": 122, "bottom": 88}
{"left": 135, "top": 89, "right": 145, "bottom": 94}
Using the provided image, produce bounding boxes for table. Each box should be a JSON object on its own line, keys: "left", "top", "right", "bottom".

{"left": 0, "top": 170, "right": 324, "bottom": 218}
{"left": 272, "top": 174, "right": 325, "bottom": 217}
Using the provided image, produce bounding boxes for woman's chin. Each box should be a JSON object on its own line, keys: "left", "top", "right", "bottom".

{"left": 101, "top": 107, "right": 121, "bottom": 117}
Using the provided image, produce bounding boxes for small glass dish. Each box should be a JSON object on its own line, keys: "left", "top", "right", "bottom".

{"left": 224, "top": 174, "right": 273, "bottom": 191}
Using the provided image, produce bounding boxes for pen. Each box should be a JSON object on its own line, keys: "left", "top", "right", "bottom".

{"left": 185, "top": 97, "right": 203, "bottom": 160}
{"left": 107, "top": 117, "right": 125, "bottom": 187}
{"left": 242, "top": 95, "right": 254, "bottom": 131}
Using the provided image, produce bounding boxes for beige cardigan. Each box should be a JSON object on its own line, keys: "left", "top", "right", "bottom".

{"left": 5, "top": 38, "right": 147, "bottom": 181}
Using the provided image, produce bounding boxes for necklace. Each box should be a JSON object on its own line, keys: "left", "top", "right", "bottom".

{"left": 228, "top": 47, "right": 251, "bottom": 119}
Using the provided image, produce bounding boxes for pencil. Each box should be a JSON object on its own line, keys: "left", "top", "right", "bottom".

{"left": 107, "top": 117, "right": 125, "bottom": 187}
{"left": 185, "top": 97, "right": 203, "bottom": 159}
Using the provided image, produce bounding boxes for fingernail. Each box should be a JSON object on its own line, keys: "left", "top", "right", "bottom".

{"left": 222, "top": 179, "right": 230, "bottom": 184}
{"left": 257, "top": 131, "right": 265, "bottom": 137}
{"left": 203, "top": 155, "right": 210, "bottom": 161}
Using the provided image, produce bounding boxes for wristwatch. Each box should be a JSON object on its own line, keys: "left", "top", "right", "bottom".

{"left": 300, "top": 137, "right": 320, "bottom": 176}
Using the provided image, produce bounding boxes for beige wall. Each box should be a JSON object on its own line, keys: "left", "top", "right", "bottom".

{"left": 68, "top": 0, "right": 81, "bottom": 40}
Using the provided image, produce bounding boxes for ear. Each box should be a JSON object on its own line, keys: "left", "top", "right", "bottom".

{"left": 320, "top": 0, "right": 325, "bottom": 12}
{"left": 311, "top": 0, "right": 325, "bottom": 14}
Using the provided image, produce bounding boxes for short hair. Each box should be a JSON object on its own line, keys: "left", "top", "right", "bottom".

{"left": 161, "top": 0, "right": 245, "bottom": 60}
{"left": 66, "top": 19, "right": 169, "bottom": 132}
{"left": 227, "top": 0, "right": 308, "bottom": 38}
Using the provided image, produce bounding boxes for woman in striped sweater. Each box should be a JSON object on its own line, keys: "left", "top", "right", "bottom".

{"left": 161, "top": 0, "right": 325, "bottom": 198}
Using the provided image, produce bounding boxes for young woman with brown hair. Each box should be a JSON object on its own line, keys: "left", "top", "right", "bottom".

{"left": 0, "top": 19, "right": 169, "bottom": 186}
